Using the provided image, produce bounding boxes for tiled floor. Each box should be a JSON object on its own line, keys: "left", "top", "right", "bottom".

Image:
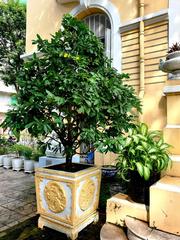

{"left": 0, "top": 168, "right": 36, "bottom": 232}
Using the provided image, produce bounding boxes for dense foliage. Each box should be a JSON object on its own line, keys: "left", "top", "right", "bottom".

{"left": 0, "top": 0, "right": 26, "bottom": 91}
{"left": 116, "top": 123, "right": 171, "bottom": 181}
{"left": 1, "top": 14, "right": 141, "bottom": 164}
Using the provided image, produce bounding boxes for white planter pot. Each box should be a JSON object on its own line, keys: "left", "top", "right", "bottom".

{"left": 35, "top": 164, "right": 101, "bottom": 240}
{"left": 3, "top": 156, "right": 13, "bottom": 169}
{"left": 0, "top": 155, "right": 6, "bottom": 166}
{"left": 24, "top": 160, "right": 35, "bottom": 173}
{"left": 12, "top": 158, "right": 24, "bottom": 171}
{"left": 159, "top": 51, "right": 180, "bottom": 79}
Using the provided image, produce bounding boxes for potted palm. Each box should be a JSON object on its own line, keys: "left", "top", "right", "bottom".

{"left": 116, "top": 123, "right": 171, "bottom": 205}
{"left": 1, "top": 15, "right": 141, "bottom": 239}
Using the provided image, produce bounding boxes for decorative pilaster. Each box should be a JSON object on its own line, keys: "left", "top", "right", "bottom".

{"left": 163, "top": 80, "right": 180, "bottom": 155}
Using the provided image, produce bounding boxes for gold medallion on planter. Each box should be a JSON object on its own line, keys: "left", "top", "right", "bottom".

{"left": 79, "top": 179, "right": 95, "bottom": 211}
{"left": 44, "top": 181, "right": 66, "bottom": 213}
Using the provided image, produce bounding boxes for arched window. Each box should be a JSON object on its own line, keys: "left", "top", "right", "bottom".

{"left": 83, "top": 14, "right": 111, "bottom": 58}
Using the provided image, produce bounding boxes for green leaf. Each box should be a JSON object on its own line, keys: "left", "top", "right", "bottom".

{"left": 136, "top": 162, "right": 144, "bottom": 177}
{"left": 140, "top": 123, "right": 148, "bottom": 136}
{"left": 143, "top": 166, "right": 150, "bottom": 180}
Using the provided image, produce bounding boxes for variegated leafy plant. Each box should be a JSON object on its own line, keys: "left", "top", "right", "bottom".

{"left": 116, "top": 123, "right": 171, "bottom": 181}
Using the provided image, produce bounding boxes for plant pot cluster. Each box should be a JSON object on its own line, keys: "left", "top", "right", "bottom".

{"left": 0, "top": 142, "right": 42, "bottom": 173}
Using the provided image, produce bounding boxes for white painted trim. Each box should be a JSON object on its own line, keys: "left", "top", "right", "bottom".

{"left": 163, "top": 85, "right": 180, "bottom": 95}
{"left": 120, "top": 9, "right": 168, "bottom": 33}
{"left": 165, "top": 124, "right": 180, "bottom": 129}
{"left": 70, "top": 0, "right": 121, "bottom": 72}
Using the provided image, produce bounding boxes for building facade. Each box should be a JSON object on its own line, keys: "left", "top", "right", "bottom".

{"left": 23, "top": 0, "right": 180, "bottom": 162}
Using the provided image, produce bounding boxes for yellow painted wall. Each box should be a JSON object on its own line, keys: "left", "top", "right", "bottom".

{"left": 26, "top": 0, "right": 78, "bottom": 53}
{"left": 25, "top": 0, "right": 171, "bottom": 163}
{"left": 144, "top": 0, "right": 168, "bottom": 15}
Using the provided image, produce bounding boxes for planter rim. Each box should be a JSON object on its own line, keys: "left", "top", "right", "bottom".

{"left": 167, "top": 50, "right": 180, "bottom": 59}
{"left": 35, "top": 163, "right": 100, "bottom": 178}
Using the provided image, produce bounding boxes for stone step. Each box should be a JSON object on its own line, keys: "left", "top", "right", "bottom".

{"left": 100, "top": 223, "right": 127, "bottom": 240}
{"left": 106, "top": 193, "right": 148, "bottom": 227}
{"left": 165, "top": 155, "right": 180, "bottom": 177}
{"left": 150, "top": 175, "right": 180, "bottom": 235}
{"left": 125, "top": 216, "right": 180, "bottom": 240}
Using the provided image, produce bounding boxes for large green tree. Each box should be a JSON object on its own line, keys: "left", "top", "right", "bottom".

{"left": 1, "top": 14, "right": 141, "bottom": 164}
{"left": 0, "top": 0, "right": 26, "bottom": 91}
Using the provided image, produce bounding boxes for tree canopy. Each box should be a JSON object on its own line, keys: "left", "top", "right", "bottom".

{"left": 0, "top": 0, "right": 26, "bottom": 91}
{"left": 1, "top": 14, "right": 141, "bottom": 163}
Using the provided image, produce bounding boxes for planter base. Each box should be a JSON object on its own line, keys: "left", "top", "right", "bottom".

{"left": 38, "top": 212, "right": 99, "bottom": 240}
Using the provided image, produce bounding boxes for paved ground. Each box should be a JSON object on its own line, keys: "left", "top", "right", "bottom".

{"left": 0, "top": 168, "right": 36, "bottom": 233}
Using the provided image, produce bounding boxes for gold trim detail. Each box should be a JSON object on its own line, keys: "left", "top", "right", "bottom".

{"left": 44, "top": 181, "right": 66, "bottom": 213}
{"left": 79, "top": 179, "right": 95, "bottom": 211}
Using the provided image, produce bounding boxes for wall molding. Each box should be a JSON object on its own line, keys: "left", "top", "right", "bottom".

{"left": 120, "top": 9, "right": 168, "bottom": 33}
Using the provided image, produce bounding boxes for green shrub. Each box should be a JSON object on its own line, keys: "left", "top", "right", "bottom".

{"left": 116, "top": 123, "right": 171, "bottom": 181}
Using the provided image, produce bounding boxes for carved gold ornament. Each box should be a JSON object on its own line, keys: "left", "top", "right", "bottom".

{"left": 44, "top": 181, "right": 66, "bottom": 213}
{"left": 79, "top": 179, "right": 95, "bottom": 211}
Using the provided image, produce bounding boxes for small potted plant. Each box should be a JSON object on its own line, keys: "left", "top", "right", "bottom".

{"left": 31, "top": 148, "right": 43, "bottom": 169}
{"left": 0, "top": 146, "right": 7, "bottom": 166}
{"left": 22, "top": 146, "right": 34, "bottom": 173}
{"left": 116, "top": 122, "right": 171, "bottom": 205}
{"left": 11, "top": 144, "right": 25, "bottom": 171}
{"left": 159, "top": 42, "right": 180, "bottom": 79}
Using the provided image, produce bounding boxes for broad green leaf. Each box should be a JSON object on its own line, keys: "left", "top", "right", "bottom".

{"left": 143, "top": 166, "right": 150, "bottom": 181}
{"left": 140, "top": 123, "right": 148, "bottom": 136}
{"left": 136, "top": 162, "right": 144, "bottom": 177}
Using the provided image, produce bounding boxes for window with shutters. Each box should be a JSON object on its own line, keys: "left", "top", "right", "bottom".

{"left": 83, "top": 14, "right": 111, "bottom": 59}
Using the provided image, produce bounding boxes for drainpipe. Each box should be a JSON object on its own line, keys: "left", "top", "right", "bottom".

{"left": 139, "top": 0, "right": 145, "bottom": 100}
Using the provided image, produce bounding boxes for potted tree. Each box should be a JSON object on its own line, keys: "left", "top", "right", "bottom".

{"left": 159, "top": 42, "right": 180, "bottom": 79}
{"left": 1, "top": 15, "right": 141, "bottom": 239}
{"left": 116, "top": 122, "right": 171, "bottom": 205}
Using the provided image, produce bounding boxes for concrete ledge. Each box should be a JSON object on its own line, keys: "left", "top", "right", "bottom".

{"left": 165, "top": 155, "right": 180, "bottom": 177}
{"left": 150, "top": 176, "right": 180, "bottom": 235}
{"left": 106, "top": 193, "right": 148, "bottom": 227}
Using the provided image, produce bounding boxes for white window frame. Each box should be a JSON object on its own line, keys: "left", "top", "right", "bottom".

{"left": 70, "top": 0, "right": 121, "bottom": 72}
{"left": 83, "top": 14, "right": 111, "bottom": 59}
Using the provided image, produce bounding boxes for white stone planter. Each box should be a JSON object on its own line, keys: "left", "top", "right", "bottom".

{"left": 24, "top": 160, "right": 35, "bottom": 173}
{"left": 159, "top": 51, "right": 180, "bottom": 79}
{"left": 0, "top": 155, "right": 6, "bottom": 166}
{"left": 3, "top": 155, "right": 13, "bottom": 169}
{"left": 12, "top": 158, "right": 24, "bottom": 171}
{"left": 35, "top": 164, "right": 101, "bottom": 240}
